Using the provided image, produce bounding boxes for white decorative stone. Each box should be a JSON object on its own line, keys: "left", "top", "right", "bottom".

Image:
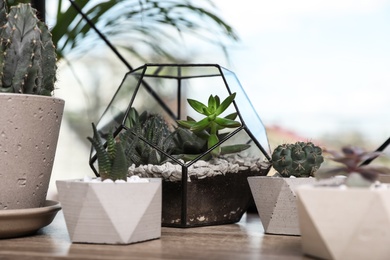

{"left": 56, "top": 178, "right": 162, "bottom": 244}
{"left": 128, "top": 156, "right": 266, "bottom": 182}
{"left": 248, "top": 176, "right": 316, "bottom": 235}
{"left": 296, "top": 185, "right": 390, "bottom": 260}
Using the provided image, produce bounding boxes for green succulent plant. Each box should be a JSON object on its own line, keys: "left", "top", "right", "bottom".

{"left": 88, "top": 123, "right": 128, "bottom": 182}
{"left": 316, "top": 146, "right": 390, "bottom": 187}
{"left": 272, "top": 141, "right": 324, "bottom": 177}
{"left": 98, "top": 93, "right": 251, "bottom": 169}
{"left": 0, "top": 1, "right": 56, "bottom": 95}
{"left": 120, "top": 110, "right": 175, "bottom": 167}
{"left": 176, "top": 93, "right": 250, "bottom": 159}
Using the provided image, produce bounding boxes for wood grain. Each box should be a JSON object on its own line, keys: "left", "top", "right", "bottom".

{"left": 0, "top": 212, "right": 313, "bottom": 259}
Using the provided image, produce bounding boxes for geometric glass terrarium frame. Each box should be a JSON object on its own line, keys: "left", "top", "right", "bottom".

{"left": 89, "top": 63, "right": 272, "bottom": 227}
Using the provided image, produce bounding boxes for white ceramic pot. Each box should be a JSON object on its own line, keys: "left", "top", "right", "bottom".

{"left": 248, "top": 176, "right": 316, "bottom": 235}
{"left": 296, "top": 185, "right": 390, "bottom": 260}
{"left": 0, "top": 94, "right": 64, "bottom": 209}
{"left": 56, "top": 178, "right": 162, "bottom": 244}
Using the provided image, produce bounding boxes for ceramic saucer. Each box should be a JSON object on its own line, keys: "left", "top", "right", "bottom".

{"left": 0, "top": 200, "right": 61, "bottom": 239}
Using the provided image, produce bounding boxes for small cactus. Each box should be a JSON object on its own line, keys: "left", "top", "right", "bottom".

{"left": 272, "top": 141, "right": 324, "bottom": 177}
{"left": 0, "top": 2, "right": 56, "bottom": 95}
{"left": 88, "top": 123, "right": 128, "bottom": 181}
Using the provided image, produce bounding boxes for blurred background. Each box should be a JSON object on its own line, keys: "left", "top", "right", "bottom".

{"left": 9, "top": 0, "right": 389, "bottom": 194}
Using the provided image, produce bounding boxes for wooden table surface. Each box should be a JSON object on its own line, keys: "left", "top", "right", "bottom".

{"left": 0, "top": 212, "right": 312, "bottom": 260}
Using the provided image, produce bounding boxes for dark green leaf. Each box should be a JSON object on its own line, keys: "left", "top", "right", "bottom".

{"left": 224, "top": 112, "right": 238, "bottom": 120}
{"left": 221, "top": 144, "right": 250, "bottom": 155}
{"left": 215, "top": 93, "right": 236, "bottom": 116}
{"left": 215, "top": 117, "right": 241, "bottom": 128}
{"left": 208, "top": 95, "right": 216, "bottom": 112}
{"left": 188, "top": 98, "right": 208, "bottom": 115}
{"left": 208, "top": 133, "right": 221, "bottom": 156}
{"left": 177, "top": 119, "right": 196, "bottom": 129}
{"left": 190, "top": 117, "right": 211, "bottom": 132}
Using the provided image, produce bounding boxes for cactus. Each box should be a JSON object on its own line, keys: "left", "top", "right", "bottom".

{"left": 272, "top": 141, "right": 324, "bottom": 177}
{"left": 176, "top": 93, "right": 250, "bottom": 159}
{"left": 0, "top": 2, "right": 56, "bottom": 95}
{"left": 88, "top": 123, "right": 128, "bottom": 181}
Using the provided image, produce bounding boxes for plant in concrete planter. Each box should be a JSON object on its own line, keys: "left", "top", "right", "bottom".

{"left": 316, "top": 145, "right": 389, "bottom": 187}
{"left": 0, "top": 1, "right": 65, "bottom": 211}
{"left": 56, "top": 124, "right": 162, "bottom": 245}
{"left": 90, "top": 63, "right": 272, "bottom": 228}
{"left": 87, "top": 123, "right": 127, "bottom": 181}
{"left": 296, "top": 145, "right": 390, "bottom": 260}
{"left": 248, "top": 141, "right": 324, "bottom": 235}
{"left": 271, "top": 142, "right": 324, "bottom": 178}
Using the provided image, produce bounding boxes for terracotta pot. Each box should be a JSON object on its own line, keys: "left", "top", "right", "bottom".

{"left": 296, "top": 185, "right": 390, "bottom": 260}
{"left": 0, "top": 94, "right": 64, "bottom": 209}
{"left": 56, "top": 178, "right": 162, "bottom": 244}
{"left": 248, "top": 176, "right": 316, "bottom": 235}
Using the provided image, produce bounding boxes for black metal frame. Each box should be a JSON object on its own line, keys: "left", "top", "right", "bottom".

{"left": 71, "top": 0, "right": 272, "bottom": 227}
{"left": 89, "top": 63, "right": 271, "bottom": 227}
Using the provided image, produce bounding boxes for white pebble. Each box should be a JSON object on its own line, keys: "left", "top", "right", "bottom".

{"left": 127, "top": 175, "right": 149, "bottom": 183}
{"left": 83, "top": 176, "right": 93, "bottom": 182}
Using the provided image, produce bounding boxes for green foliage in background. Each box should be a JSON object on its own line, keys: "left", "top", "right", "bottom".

{"left": 51, "top": 0, "right": 239, "bottom": 62}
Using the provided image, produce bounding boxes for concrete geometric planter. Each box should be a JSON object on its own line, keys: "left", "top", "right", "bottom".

{"left": 0, "top": 94, "right": 65, "bottom": 210}
{"left": 248, "top": 176, "right": 316, "bottom": 235}
{"left": 56, "top": 178, "right": 162, "bottom": 244}
{"left": 296, "top": 185, "right": 390, "bottom": 260}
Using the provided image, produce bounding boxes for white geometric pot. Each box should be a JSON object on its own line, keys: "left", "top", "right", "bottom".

{"left": 296, "top": 185, "right": 390, "bottom": 260}
{"left": 0, "top": 94, "right": 64, "bottom": 209}
{"left": 56, "top": 178, "right": 162, "bottom": 244}
{"left": 248, "top": 176, "right": 316, "bottom": 235}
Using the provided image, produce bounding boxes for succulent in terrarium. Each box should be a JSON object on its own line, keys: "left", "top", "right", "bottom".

{"left": 88, "top": 123, "right": 128, "bottom": 181}
{"left": 176, "top": 92, "right": 250, "bottom": 160}
{"left": 0, "top": 1, "right": 56, "bottom": 96}
{"left": 96, "top": 93, "right": 251, "bottom": 173}
{"left": 120, "top": 110, "right": 175, "bottom": 167}
{"left": 316, "top": 145, "right": 390, "bottom": 187}
{"left": 271, "top": 141, "right": 324, "bottom": 177}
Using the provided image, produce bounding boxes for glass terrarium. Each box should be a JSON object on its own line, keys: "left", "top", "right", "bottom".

{"left": 90, "top": 63, "right": 271, "bottom": 227}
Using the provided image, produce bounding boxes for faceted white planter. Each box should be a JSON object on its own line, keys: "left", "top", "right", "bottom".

{"left": 0, "top": 94, "right": 64, "bottom": 209}
{"left": 56, "top": 178, "right": 162, "bottom": 244}
{"left": 248, "top": 176, "right": 316, "bottom": 235}
{"left": 296, "top": 185, "right": 390, "bottom": 260}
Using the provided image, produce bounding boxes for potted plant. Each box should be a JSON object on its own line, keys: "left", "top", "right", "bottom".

{"left": 248, "top": 141, "right": 324, "bottom": 235}
{"left": 57, "top": 124, "right": 162, "bottom": 244}
{"left": 296, "top": 145, "right": 390, "bottom": 260}
{"left": 0, "top": 1, "right": 65, "bottom": 211}
{"left": 89, "top": 63, "right": 272, "bottom": 227}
